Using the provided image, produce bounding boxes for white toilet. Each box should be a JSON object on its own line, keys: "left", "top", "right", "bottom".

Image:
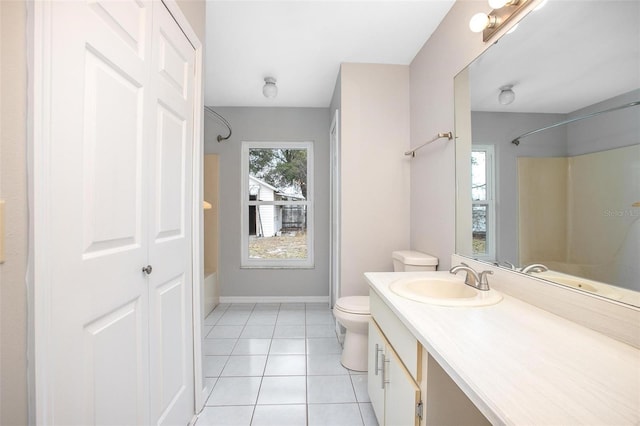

{"left": 333, "top": 250, "right": 438, "bottom": 371}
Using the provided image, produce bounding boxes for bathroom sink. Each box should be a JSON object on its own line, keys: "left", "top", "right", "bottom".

{"left": 389, "top": 276, "right": 502, "bottom": 307}
{"left": 533, "top": 272, "right": 621, "bottom": 300}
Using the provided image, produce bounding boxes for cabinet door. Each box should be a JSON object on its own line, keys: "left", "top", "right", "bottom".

{"left": 368, "top": 320, "right": 386, "bottom": 423}
{"left": 385, "top": 344, "right": 421, "bottom": 426}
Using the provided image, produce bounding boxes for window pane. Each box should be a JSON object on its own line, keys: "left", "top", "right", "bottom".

{"left": 249, "top": 206, "right": 308, "bottom": 260}
{"left": 249, "top": 148, "right": 308, "bottom": 201}
{"left": 472, "top": 204, "right": 487, "bottom": 255}
{"left": 471, "top": 151, "right": 487, "bottom": 201}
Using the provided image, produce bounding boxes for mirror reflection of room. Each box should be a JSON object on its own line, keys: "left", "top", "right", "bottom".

{"left": 457, "top": 0, "right": 640, "bottom": 304}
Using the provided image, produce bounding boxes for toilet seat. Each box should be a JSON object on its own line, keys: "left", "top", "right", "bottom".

{"left": 335, "top": 296, "right": 370, "bottom": 315}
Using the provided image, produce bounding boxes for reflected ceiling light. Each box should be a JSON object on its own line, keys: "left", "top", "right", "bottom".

{"left": 263, "top": 77, "right": 278, "bottom": 99}
{"left": 499, "top": 85, "right": 516, "bottom": 105}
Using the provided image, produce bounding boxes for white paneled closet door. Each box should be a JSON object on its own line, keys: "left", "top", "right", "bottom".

{"left": 42, "top": 1, "right": 195, "bottom": 424}
{"left": 148, "top": 3, "right": 195, "bottom": 425}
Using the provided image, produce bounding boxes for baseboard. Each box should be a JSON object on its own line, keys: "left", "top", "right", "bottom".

{"left": 218, "top": 295, "right": 330, "bottom": 304}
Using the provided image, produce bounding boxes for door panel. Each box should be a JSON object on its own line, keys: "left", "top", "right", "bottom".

{"left": 49, "top": 2, "right": 152, "bottom": 424}
{"left": 82, "top": 49, "right": 143, "bottom": 256}
{"left": 368, "top": 321, "right": 386, "bottom": 423}
{"left": 385, "top": 344, "right": 421, "bottom": 426}
{"left": 148, "top": 4, "right": 195, "bottom": 425}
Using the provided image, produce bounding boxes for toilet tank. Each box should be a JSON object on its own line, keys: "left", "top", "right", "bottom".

{"left": 392, "top": 250, "right": 438, "bottom": 272}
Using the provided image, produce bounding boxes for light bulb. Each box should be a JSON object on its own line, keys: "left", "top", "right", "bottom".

{"left": 498, "top": 85, "right": 515, "bottom": 105}
{"left": 469, "top": 13, "right": 490, "bottom": 33}
{"left": 488, "top": 0, "right": 509, "bottom": 9}
{"left": 263, "top": 77, "right": 277, "bottom": 99}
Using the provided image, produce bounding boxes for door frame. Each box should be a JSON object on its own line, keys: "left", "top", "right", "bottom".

{"left": 329, "top": 110, "right": 341, "bottom": 308}
{"left": 26, "top": 0, "right": 205, "bottom": 422}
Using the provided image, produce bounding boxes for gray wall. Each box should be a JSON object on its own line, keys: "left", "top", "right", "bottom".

{"left": 205, "top": 107, "right": 330, "bottom": 298}
{"left": 471, "top": 112, "right": 566, "bottom": 265}
{"left": 567, "top": 89, "right": 640, "bottom": 156}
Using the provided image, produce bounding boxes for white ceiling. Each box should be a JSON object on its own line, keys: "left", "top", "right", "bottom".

{"left": 469, "top": 0, "right": 640, "bottom": 114}
{"left": 204, "top": 0, "right": 455, "bottom": 108}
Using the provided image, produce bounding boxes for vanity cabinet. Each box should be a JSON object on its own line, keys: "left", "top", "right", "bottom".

{"left": 368, "top": 291, "right": 422, "bottom": 426}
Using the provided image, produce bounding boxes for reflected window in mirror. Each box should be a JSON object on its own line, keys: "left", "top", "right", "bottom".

{"left": 471, "top": 146, "right": 495, "bottom": 260}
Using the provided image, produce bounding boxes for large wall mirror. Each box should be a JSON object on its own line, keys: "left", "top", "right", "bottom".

{"left": 455, "top": 0, "right": 640, "bottom": 307}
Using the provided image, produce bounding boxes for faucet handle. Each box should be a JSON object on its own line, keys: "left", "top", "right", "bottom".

{"left": 478, "top": 270, "right": 493, "bottom": 291}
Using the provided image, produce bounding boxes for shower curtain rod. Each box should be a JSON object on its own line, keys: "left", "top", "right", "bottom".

{"left": 511, "top": 100, "right": 640, "bottom": 146}
{"left": 204, "top": 106, "right": 233, "bottom": 142}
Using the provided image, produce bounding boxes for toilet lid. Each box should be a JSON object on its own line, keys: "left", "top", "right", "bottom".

{"left": 335, "top": 296, "right": 370, "bottom": 314}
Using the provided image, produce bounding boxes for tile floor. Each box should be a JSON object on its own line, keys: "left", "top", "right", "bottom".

{"left": 195, "top": 302, "right": 378, "bottom": 426}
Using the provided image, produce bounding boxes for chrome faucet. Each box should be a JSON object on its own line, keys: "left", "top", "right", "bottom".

{"left": 494, "top": 260, "right": 516, "bottom": 270}
{"left": 449, "top": 263, "right": 493, "bottom": 291}
{"left": 521, "top": 263, "right": 549, "bottom": 274}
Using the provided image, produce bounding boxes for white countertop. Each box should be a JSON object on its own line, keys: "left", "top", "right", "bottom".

{"left": 366, "top": 271, "right": 640, "bottom": 425}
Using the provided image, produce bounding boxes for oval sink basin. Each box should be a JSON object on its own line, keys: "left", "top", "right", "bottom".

{"left": 389, "top": 276, "right": 502, "bottom": 307}
{"left": 533, "top": 272, "right": 621, "bottom": 300}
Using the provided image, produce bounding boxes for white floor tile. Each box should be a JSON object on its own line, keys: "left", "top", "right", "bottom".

{"left": 228, "top": 303, "right": 255, "bottom": 311}
{"left": 203, "top": 338, "right": 238, "bottom": 356}
{"left": 306, "top": 311, "right": 335, "bottom": 325}
{"left": 350, "top": 374, "right": 370, "bottom": 402}
{"left": 307, "top": 375, "right": 357, "bottom": 403}
{"left": 305, "top": 303, "right": 330, "bottom": 311}
{"left": 247, "top": 311, "right": 278, "bottom": 325}
{"left": 273, "top": 325, "right": 305, "bottom": 338}
{"left": 276, "top": 311, "right": 306, "bottom": 325}
{"left": 306, "top": 325, "right": 337, "bottom": 338}
{"left": 257, "top": 376, "right": 306, "bottom": 405}
{"left": 307, "top": 354, "right": 349, "bottom": 375}
{"left": 308, "top": 403, "right": 363, "bottom": 426}
{"left": 232, "top": 339, "right": 272, "bottom": 355}
{"left": 253, "top": 303, "right": 281, "bottom": 310}
{"left": 269, "top": 338, "right": 306, "bottom": 355}
{"left": 206, "top": 377, "right": 262, "bottom": 406}
{"left": 359, "top": 403, "right": 379, "bottom": 426}
{"left": 241, "top": 325, "right": 275, "bottom": 339}
{"left": 251, "top": 404, "right": 306, "bottom": 426}
{"left": 204, "top": 356, "right": 229, "bottom": 377}
{"left": 264, "top": 355, "right": 306, "bottom": 376}
{"left": 307, "top": 337, "right": 342, "bottom": 354}
{"left": 221, "top": 355, "right": 267, "bottom": 377}
{"left": 196, "top": 405, "right": 254, "bottom": 426}
{"left": 279, "top": 303, "right": 305, "bottom": 310}
{"left": 217, "top": 311, "right": 251, "bottom": 326}
{"left": 208, "top": 325, "right": 245, "bottom": 339}
{"left": 204, "top": 311, "right": 224, "bottom": 326}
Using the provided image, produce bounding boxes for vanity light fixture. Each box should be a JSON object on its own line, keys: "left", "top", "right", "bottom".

{"left": 498, "top": 85, "right": 516, "bottom": 105}
{"left": 263, "top": 77, "right": 278, "bottom": 99}
{"left": 470, "top": 0, "right": 531, "bottom": 42}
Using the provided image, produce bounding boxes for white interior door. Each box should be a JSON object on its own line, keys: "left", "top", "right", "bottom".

{"left": 148, "top": 3, "right": 195, "bottom": 425}
{"left": 40, "top": 1, "right": 194, "bottom": 424}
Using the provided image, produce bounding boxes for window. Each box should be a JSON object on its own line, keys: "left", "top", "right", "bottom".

{"left": 241, "top": 141, "right": 314, "bottom": 268}
{"left": 471, "top": 145, "right": 496, "bottom": 260}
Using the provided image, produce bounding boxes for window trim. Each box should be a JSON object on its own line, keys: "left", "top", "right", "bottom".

{"left": 471, "top": 145, "right": 496, "bottom": 261}
{"left": 240, "top": 141, "right": 314, "bottom": 268}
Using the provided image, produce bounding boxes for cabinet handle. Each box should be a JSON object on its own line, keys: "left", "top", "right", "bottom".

{"left": 374, "top": 344, "right": 383, "bottom": 376}
{"left": 142, "top": 265, "right": 153, "bottom": 275}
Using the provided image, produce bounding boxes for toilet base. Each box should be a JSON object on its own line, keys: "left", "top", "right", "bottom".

{"left": 340, "top": 329, "right": 368, "bottom": 372}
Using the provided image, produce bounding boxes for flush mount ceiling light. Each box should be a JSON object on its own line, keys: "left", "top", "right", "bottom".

{"left": 263, "top": 77, "right": 278, "bottom": 99}
{"left": 470, "top": 0, "right": 530, "bottom": 42}
{"left": 498, "top": 85, "right": 516, "bottom": 105}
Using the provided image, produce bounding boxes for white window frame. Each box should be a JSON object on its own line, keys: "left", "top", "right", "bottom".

{"left": 241, "top": 141, "right": 314, "bottom": 268}
{"left": 472, "top": 145, "right": 496, "bottom": 261}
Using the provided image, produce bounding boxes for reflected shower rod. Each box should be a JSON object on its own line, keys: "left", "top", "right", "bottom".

{"left": 511, "top": 101, "right": 640, "bottom": 146}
